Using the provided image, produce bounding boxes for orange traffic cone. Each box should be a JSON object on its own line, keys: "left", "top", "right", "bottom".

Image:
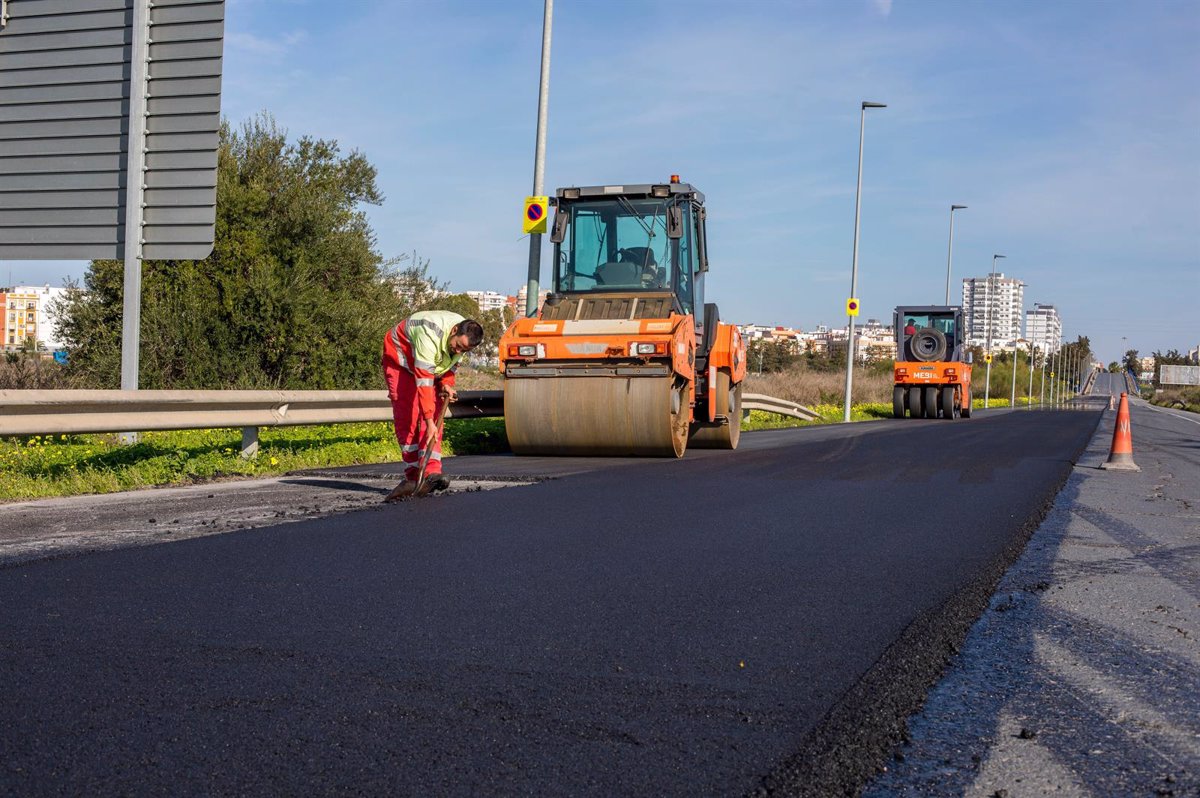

{"left": 1100, "top": 392, "right": 1139, "bottom": 471}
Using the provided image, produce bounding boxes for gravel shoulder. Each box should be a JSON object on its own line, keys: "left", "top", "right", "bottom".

{"left": 864, "top": 392, "right": 1200, "bottom": 797}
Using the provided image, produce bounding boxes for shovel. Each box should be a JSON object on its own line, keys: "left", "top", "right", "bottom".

{"left": 412, "top": 394, "right": 448, "bottom": 498}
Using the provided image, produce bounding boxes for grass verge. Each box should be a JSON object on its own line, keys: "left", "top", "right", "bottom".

{"left": 0, "top": 418, "right": 507, "bottom": 503}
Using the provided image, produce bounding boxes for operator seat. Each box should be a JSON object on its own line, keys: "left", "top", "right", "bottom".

{"left": 595, "top": 260, "right": 640, "bottom": 287}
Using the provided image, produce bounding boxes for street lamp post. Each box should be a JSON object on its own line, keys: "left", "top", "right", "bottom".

{"left": 1012, "top": 343, "right": 1020, "bottom": 408}
{"left": 841, "top": 100, "right": 886, "bottom": 423}
{"left": 1040, "top": 345, "right": 1048, "bottom": 406}
{"left": 983, "top": 253, "right": 1005, "bottom": 408}
{"left": 1053, "top": 348, "right": 1060, "bottom": 407}
{"left": 1027, "top": 343, "right": 1036, "bottom": 409}
{"left": 524, "top": 0, "right": 554, "bottom": 317}
{"left": 945, "top": 205, "right": 967, "bottom": 305}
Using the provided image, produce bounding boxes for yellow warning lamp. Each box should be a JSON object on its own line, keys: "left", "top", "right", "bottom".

{"left": 845, "top": 298, "right": 860, "bottom": 317}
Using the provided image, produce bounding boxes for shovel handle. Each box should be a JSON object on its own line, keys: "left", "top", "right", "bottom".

{"left": 414, "top": 395, "right": 448, "bottom": 490}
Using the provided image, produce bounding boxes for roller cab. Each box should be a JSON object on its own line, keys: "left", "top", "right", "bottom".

{"left": 500, "top": 179, "right": 746, "bottom": 456}
{"left": 892, "top": 305, "right": 973, "bottom": 420}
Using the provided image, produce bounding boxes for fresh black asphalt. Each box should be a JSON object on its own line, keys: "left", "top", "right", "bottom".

{"left": 0, "top": 409, "right": 1101, "bottom": 796}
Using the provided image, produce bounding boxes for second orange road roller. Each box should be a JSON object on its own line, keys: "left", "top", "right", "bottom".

{"left": 499, "top": 177, "right": 746, "bottom": 456}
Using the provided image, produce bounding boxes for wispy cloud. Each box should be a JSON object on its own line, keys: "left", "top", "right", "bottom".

{"left": 225, "top": 30, "right": 307, "bottom": 59}
{"left": 872, "top": 0, "right": 894, "bottom": 18}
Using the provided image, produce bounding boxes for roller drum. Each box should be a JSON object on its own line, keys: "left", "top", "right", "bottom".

{"left": 505, "top": 375, "right": 688, "bottom": 457}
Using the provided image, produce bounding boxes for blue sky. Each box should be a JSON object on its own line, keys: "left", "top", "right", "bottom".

{"left": 10, "top": 0, "right": 1198, "bottom": 362}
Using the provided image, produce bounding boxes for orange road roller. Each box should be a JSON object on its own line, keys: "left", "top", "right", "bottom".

{"left": 500, "top": 178, "right": 746, "bottom": 456}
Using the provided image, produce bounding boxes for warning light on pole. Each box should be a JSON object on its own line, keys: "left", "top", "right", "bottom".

{"left": 984, "top": 353, "right": 993, "bottom": 364}
{"left": 845, "top": 298, "right": 860, "bottom": 317}
{"left": 523, "top": 196, "right": 549, "bottom": 235}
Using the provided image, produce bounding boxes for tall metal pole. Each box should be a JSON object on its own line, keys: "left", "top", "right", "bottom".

{"left": 1011, "top": 344, "right": 1019, "bottom": 408}
{"left": 524, "top": 0, "right": 553, "bottom": 317}
{"left": 983, "top": 253, "right": 1005, "bottom": 408}
{"left": 945, "top": 205, "right": 966, "bottom": 305}
{"left": 1027, "top": 343, "right": 1036, "bottom": 409}
{"left": 1052, "top": 349, "right": 1059, "bottom": 408}
{"left": 1040, "top": 345, "right": 1048, "bottom": 406}
{"left": 119, "top": 0, "right": 151, "bottom": 442}
{"left": 842, "top": 101, "right": 885, "bottom": 423}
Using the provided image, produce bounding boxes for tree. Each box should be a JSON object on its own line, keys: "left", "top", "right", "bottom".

{"left": 1122, "top": 349, "right": 1140, "bottom": 374}
{"left": 747, "top": 338, "right": 799, "bottom": 373}
{"left": 55, "top": 114, "right": 411, "bottom": 390}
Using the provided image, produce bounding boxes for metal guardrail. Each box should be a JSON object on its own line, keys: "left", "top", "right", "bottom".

{"left": 0, "top": 389, "right": 501, "bottom": 435}
{"left": 0, "top": 388, "right": 816, "bottom": 453}
{"left": 742, "top": 393, "right": 822, "bottom": 421}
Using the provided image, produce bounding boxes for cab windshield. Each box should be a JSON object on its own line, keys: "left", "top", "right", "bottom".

{"left": 901, "top": 313, "right": 956, "bottom": 339}
{"left": 556, "top": 199, "right": 674, "bottom": 292}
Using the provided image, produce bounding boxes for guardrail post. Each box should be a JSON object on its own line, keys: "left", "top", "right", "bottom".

{"left": 241, "top": 426, "right": 259, "bottom": 459}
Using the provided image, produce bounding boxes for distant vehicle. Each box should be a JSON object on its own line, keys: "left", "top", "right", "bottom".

{"left": 892, "top": 305, "right": 973, "bottom": 420}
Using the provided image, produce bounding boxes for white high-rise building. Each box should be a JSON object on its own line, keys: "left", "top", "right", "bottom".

{"left": 1025, "top": 303, "right": 1062, "bottom": 353}
{"left": 962, "top": 273, "right": 1024, "bottom": 349}
{"left": 465, "top": 290, "right": 508, "bottom": 313}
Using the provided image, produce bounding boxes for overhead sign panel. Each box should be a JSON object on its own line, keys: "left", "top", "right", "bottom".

{"left": 0, "top": 0, "right": 225, "bottom": 260}
{"left": 1160, "top": 365, "right": 1199, "bottom": 386}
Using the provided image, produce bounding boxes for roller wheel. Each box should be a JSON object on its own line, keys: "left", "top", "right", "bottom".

{"left": 505, "top": 374, "right": 689, "bottom": 457}
{"left": 907, "top": 386, "right": 924, "bottom": 419}
{"left": 962, "top": 388, "right": 972, "bottom": 418}
{"left": 923, "top": 386, "right": 938, "bottom": 419}
{"left": 940, "top": 385, "right": 956, "bottom": 419}
{"left": 892, "top": 385, "right": 906, "bottom": 419}
{"left": 689, "top": 369, "right": 742, "bottom": 449}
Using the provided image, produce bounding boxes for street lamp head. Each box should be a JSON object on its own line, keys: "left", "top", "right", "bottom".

{"left": 862, "top": 101, "right": 887, "bottom": 109}
{"left": 993, "top": 254, "right": 1006, "bottom": 260}
{"left": 951, "top": 204, "right": 967, "bottom": 210}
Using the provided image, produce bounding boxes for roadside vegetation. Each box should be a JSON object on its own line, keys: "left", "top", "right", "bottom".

{"left": 1149, "top": 387, "right": 1200, "bottom": 413}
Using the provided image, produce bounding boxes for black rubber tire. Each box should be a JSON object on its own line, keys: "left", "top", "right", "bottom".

{"left": 962, "top": 388, "right": 972, "bottom": 418}
{"left": 923, "top": 386, "right": 938, "bottom": 419}
{"left": 907, "top": 386, "right": 923, "bottom": 418}
{"left": 893, "top": 385, "right": 906, "bottom": 419}
{"left": 911, "top": 328, "right": 948, "bottom": 362}
{"left": 940, "top": 385, "right": 956, "bottom": 419}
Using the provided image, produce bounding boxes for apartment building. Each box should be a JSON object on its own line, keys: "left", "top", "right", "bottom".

{"left": 3, "top": 285, "right": 66, "bottom": 351}
{"left": 1025, "top": 303, "right": 1062, "bottom": 353}
{"left": 962, "top": 273, "right": 1024, "bottom": 349}
{"left": 465, "top": 290, "right": 508, "bottom": 313}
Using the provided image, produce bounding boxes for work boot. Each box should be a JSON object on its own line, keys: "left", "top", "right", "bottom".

{"left": 425, "top": 474, "right": 451, "bottom": 494}
{"left": 383, "top": 479, "right": 418, "bottom": 503}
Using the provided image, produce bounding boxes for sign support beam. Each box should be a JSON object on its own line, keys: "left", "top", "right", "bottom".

{"left": 524, "top": 0, "right": 553, "bottom": 317}
{"left": 119, "top": 0, "right": 151, "bottom": 439}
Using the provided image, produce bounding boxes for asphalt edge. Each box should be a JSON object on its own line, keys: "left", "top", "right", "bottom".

{"left": 747, "top": 408, "right": 1105, "bottom": 798}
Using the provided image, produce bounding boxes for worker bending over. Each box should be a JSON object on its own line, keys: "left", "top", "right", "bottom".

{"left": 381, "top": 311, "right": 484, "bottom": 501}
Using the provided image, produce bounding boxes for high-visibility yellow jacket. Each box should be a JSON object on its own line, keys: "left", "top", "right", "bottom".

{"left": 383, "top": 310, "right": 465, "bottom": 418}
